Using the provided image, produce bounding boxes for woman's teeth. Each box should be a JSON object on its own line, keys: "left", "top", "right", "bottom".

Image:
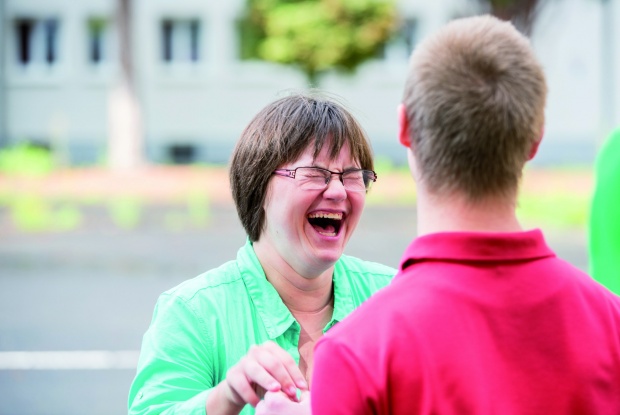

{"left": 307, "top": 212, "right": 343, "bottom": 236}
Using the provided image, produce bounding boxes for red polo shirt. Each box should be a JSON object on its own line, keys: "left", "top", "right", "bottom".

{"left": 312, "top": 229, "right": 620, "bottom": 415}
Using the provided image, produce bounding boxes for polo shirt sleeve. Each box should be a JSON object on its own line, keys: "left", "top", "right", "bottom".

{"left": 311, "top": 336, "right": 377, "bottom": 415}
{"left": 128, "top": 292, "right": 216, "bottom": 415}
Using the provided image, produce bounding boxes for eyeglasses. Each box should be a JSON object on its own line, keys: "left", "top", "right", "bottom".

{"left": 273, "top": 166, "right": 377, "bottom": 192}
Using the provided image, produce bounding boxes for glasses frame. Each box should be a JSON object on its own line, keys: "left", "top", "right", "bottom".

{"left": 272, "top": 166, "right": 377, "bottom": 192}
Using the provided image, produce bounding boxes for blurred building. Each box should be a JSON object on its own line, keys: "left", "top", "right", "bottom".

{"left": 0, "top": 0, "right": 618, "bottom": 166}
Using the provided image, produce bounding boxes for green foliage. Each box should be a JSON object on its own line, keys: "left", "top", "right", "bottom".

{"left": 9, "top": 196, "right": 82, "bottom": 232}
{"left": 10, "top": 196, "right": 53, "bottom": 231}
{"left": 164, "top": 192, "right": 211, "bottom": 231}
{"left": 0, "top": 144, "right": 54, "bottom": 176}
{"left": 187, "top": 192, "right": 211, "bottom": 227}
{"left": 108, "top": 197, "right": 142, "bottom": 229}
{"left": 241, "top": 0, "right": 397, "bottom": 85}
{"left": 517, "top": 193, "right": 589, "bottom": 229}
{"left": 54, "top": 204, "right": 83, "bottom": 230}
{"left": 373, "top": 155, "right": 396, "bottom": 176}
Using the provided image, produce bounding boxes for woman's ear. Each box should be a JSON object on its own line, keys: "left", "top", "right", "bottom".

{"left": 398, "top": 104, "right": 412, "bottom": 148}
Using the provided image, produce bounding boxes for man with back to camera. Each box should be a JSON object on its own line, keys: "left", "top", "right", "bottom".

{"left": 306, "top": 15, "right": 620, "bottom": 415}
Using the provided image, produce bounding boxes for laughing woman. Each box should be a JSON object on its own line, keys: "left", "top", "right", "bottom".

{"left": 128, "top": 93, "right": 396, "bottom": 415}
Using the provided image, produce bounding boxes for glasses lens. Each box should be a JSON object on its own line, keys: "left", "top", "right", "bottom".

{"left": 293, "top": 168, "right": 375, "bottom": 191}
{"left": 295, "top": 167, "right": 330, "bottom": 190}
{"left": 363, "top": 170, "right": 376, "bottom": 190}
{"left": 342, "top": 170, "right": 370, "bottom": 192}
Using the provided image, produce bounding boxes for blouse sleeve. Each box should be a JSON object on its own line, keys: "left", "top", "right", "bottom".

{"left": 128, "top": 293, "right": 216, "bottom": 415}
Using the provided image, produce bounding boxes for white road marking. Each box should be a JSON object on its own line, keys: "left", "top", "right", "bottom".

{"left": 0, "top": 350, "right": 140, "bottom": 370}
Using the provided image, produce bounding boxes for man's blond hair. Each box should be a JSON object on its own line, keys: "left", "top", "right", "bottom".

{"left": 403, "top": 15, "right": 547, "bottom": 200}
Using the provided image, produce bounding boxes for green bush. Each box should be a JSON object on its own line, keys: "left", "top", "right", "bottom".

{"left": 108, "top": 197, "right": 142, "bottom": 229}
{"left": 0, "top": 143, "right": 55, "bottom": 176}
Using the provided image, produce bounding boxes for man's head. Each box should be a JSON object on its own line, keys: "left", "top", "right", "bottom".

{"left": 230, "top": 92, "right": 374, "bottom": 242}
{"left": 400, "top": 15, "right": 547, "bottom": 201}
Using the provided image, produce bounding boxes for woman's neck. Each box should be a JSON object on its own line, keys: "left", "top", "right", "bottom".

{"left": 253, "top": 241, "right": 334, "bottom": 313}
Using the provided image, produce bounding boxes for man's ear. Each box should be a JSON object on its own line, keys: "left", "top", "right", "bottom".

{"left": 398, "top": 104, "right": 412, "bottom": 148}
{"left": 527, "top": 125, "right": 544, "bottom": 160}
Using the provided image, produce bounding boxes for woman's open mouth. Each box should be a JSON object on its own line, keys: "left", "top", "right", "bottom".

{"left": 307, "top": 212, "right": 344, "bottom": 237}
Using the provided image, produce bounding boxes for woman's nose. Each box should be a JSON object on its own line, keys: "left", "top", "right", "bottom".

{"left": 323, "top": 175, "right": 347, "bottom": 200}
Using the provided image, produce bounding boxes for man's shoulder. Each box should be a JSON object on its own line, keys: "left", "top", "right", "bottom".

{"left": 336, "top": 276, "right": 407, "bottom": 323}
{"left": 568, "top": 264, "right": 620, "bottom": 312}
{"left": 319, "top": 281, "right": 408, "bottom": 359}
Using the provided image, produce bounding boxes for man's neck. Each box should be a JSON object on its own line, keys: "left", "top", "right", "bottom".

{"left": 416, "top": 189, "right": 523, "bottom": 236}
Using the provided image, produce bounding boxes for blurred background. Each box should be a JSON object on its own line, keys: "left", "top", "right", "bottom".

{"left": 0, "top": 0, "right": 617, "bottom": 413}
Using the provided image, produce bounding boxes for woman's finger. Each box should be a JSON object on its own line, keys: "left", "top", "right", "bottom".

{"left": 259, "top": 342, "right": 308, "bottom": 393}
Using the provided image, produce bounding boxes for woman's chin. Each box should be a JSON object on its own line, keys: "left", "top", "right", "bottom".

{"left": 303, "top": 223, "right": 353, "bottom": 263}
{"left": 309, "top": 243, "right": 345, "bottom": 266}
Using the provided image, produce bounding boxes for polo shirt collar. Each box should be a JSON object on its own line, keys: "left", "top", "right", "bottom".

{"left": 399, "top": 229, "right": 555, "bottom": 272}
{"left": 237, "top": 239, "right": 356, "bottom": 339}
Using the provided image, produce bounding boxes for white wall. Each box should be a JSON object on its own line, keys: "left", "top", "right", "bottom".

{"left": 2, "top": 0, "right": 618, "bottom": 165}
{"left": 532, "top": 0, "right": 618, "bottom": 163}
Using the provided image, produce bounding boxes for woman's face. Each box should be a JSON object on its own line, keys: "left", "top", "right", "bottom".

{"left": 260, "top": 142, "right": 366, "bottom": 278}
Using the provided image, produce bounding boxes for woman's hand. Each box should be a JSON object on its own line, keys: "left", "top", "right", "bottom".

{"left": 206, "top": 341, "right": 308, "bottom": 414}
{"left": 255, "top": 390, "right": 311, "bottom": 415}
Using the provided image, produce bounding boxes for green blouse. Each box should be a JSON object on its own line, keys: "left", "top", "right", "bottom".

{"left": 128, "top": 240, "right": 395, "bottom": 415}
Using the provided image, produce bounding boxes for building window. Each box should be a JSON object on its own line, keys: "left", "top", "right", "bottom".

{"left": 399, "top": 18, "right": 418, "bottom": 58}
{"left": 14, "top": 17, "right": 60, "bottom": 67}
{"left": 87, "top": 17, "right": 115, "bottom": 66}
{"left": 160, "top": 19, "right": 201, "bottom": 64}
{"left": 380, "top": 17, "right": 418, "bottom": 61}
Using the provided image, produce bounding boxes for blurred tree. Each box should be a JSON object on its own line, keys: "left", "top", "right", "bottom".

{"left": 474, "top": 0, "right": 549, "bottom": 35}
{"left": 240, "top": 0, "right": 398, "bottom": 86}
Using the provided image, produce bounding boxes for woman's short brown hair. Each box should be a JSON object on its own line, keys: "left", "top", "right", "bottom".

{"left": 230, "top": 92, "right": 374, "bottom": 242}
{"left": 403, "top": 15, "right": 547, "bottom": 200}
